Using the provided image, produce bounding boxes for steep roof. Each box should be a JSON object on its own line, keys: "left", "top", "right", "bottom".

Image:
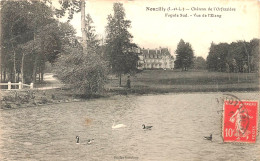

{"left": 141, "top": 48, "right": 172, "bottom": 59}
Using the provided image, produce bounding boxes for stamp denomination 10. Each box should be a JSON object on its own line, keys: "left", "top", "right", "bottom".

{"left": 223, "top": 100, "right": 258, "bottom": 143}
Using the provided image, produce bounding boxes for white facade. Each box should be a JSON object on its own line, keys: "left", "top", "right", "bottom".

{"left": 138, "top": 47, "right": 174, "bottom": 70}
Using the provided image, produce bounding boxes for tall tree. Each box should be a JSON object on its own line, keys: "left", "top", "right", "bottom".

{"left": 54, "top": 14, "right": 108, "bottom": 95}
{"left": 105, "top": 2, "right": 139, "bottom": 86}
{"left": 55, "top": 0, "right": 88, "bottom": 54}
{"left": 174, "top": 39, "right": 194, "bottom": 71}
{"left": 206, "top": 42, "right": 217, "bottom": 71}
{"left": 215, "top": 43, "right": 229, "bottom": 72}
{"left": 85, "top": 14, "right": 100, "bottom": 51}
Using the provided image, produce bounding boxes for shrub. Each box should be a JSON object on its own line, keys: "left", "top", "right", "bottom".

{"left": 54, "top": 47, "right": 108, "bottom": 95}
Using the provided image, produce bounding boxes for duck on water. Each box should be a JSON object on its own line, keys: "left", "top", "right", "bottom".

{"left": 76, "top": 136, "right": 80, "bottom": 144}
{"left": 204, "top": 134, "right": 212, "bottom": 141}
{"left": 76, "top": 136, "right": 94, "bottom": 144}
{"left": 142, "top": 124, "right": 153, "bottom": 130}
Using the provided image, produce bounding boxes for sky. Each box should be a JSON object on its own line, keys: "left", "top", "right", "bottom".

{"left": 55, "top": 0, "right": 259, "bottom": 59}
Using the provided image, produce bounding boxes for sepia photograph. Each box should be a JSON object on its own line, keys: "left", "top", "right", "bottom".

{"left": 0, "top": 0, "right": 259, "bottom": 160}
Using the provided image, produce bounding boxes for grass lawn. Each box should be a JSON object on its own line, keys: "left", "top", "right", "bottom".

{"left": 107, "top": 70, "right": 259, "bottom": 94}
{"left": 1, "top": 70, "right": 259, "bottom": 109}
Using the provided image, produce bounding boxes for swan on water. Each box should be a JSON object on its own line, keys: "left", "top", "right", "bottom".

{"left": 204, "top": 134, "right": 212, "bottom": 141}
{"left": 112, "top": 119, "right": 126, "bottom": 129}
{"left": 142, "top": 124, "right": 153, "bottom": 130}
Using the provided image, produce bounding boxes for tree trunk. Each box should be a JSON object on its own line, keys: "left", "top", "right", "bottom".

{"left": 21, "top": 52, "right": 25, "bottom": 83}
{"left": 1, "top": 65, "right": 2, "bottom": 82}
{"left": 81, "top": 0, "right": 87, "bottom": 54}
{"left": 119, "top": 73, "right": 122, "bottom": 86}
{"left": 10, "top": 26, "right": 17, "bottom": 84}
{"left": 38, "top": 65, "right": 41, "bottom": 83}
{"left": 32, "top": 32, "right": 37, "bottom": 83}
{"left": 32, "top": 56, "right": 37, "bottom": 83}
{"left": 10, "top": 71, "right": 13, "bottom": 82}
{"left": 38, "top": 71, "right": 41, "bottom": 83}
{"left": 3, "top": 68, "right": 6, "bottom": 82}
{"left": 40, "top": 62, "right": 45, "bottom": 83}
{"left": 41, "top": 72, "right": 44, "bottom": 83}
{"left": 11, "top": 43, "right": 17, "bottom": 84}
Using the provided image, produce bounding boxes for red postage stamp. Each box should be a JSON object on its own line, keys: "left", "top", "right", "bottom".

{"left": 223, "top": 100, "right": 258, "bottom": 143}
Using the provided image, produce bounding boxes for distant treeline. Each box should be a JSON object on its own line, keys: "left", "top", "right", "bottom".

{"left": 206, "top": 39, "right": 259, "bottom": 73}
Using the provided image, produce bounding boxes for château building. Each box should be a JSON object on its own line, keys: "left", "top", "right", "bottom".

{"left": 137, "top": 47, "right": 174, "bottom": 70}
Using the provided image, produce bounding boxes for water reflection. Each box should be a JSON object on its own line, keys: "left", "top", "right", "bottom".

{"left": 0, "top": 92, "right": 259, "bottom": 161}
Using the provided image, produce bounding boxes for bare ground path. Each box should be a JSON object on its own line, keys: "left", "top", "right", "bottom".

{"left": 36, "top": 73, "right": 63, "bottom": 90}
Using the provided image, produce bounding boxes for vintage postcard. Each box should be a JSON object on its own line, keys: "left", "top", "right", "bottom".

{"left": 0, "top": 0, "right": 259, "bottom": 160}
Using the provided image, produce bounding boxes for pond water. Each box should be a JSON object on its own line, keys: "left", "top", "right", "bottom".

{"left": 0, "top": 92, "right": 259, "bottom": 161}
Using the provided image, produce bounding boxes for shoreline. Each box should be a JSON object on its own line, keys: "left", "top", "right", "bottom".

{"left": 1, "top": 87, "right": 259, "bottom": 110}
{"left": 2, "top": 70, "right": 258, "bottom": 109}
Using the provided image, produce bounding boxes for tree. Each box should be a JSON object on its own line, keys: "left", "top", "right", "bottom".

{"left": 1, "top": 1, "right": 56, "bottom": 83}
{"left": 0, "top": 1, "right": 79, "bottom": 84}
{"left": 174, "top": 39, "right": 194, "bottom": 71}
{"left": 54, "top": 14, "right": 108, "bottom": 95}
{"left": 249, "top": 39, "right": 259, "bottom": 72}
{"left": 105, "top": 2, "right": 139, "bottom": 86}
{"left": 1, "top": 1, "right": 35, "bottom": 83}
{"left": 207, "top": 42, "right": 236, "bottom": 72}
{"left": 85, "top": 14, "right": 100, "bottom": 52}
{"left": 206, "top": 42, "right": 217, "bottom": 71}
{"left": 55, "top": 0, "right": 88, "bottom": 54}
{"left": 54, "top": 46, "right": 108, "bottom": 95}
{"left": 31, "top": 22, "right": 64, "bottom": 82}
{"left": 193, "top": 56, "right": 206, "bottom": 70}
{"left": 206, "top": 39, "right": 259, "bottom": 73}
{"left": 215, "top": 43, "right": 229, "bottom": 72}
